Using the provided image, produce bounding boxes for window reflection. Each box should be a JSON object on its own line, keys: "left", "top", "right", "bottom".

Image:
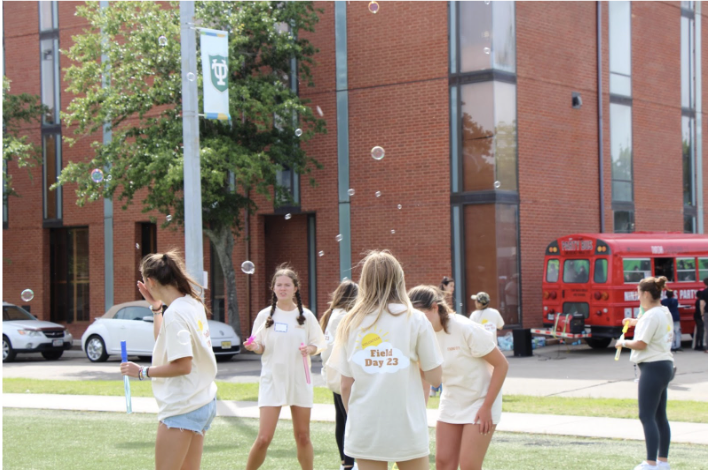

{"left": 610, "top": 103, "right": 632, "bottom": 202}
{"left": 614, "top": 210, "right": 635, "bottom": 234}
{"left": 459, "top": 1, "right": 515, "bottom": 73}
{"left": 609, "top": 1, "right": 631, "bottom": 97}
{"left": 40, "top": 39, "right": 58, "bottom": 124}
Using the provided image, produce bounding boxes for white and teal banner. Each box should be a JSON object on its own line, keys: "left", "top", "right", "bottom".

{"left": 200, "top": 28, "right": 230, "bottom": 121}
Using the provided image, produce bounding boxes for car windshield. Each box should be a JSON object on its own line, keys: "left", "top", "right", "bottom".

{"left": 3, "top": 305, "right": 36, "bottom": 321}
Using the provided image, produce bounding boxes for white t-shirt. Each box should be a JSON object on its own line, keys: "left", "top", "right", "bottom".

{"left": 630, "top": 306, "right": 674, "bottom": 364}
{"left": 321, "top": 308, "right": 347, "bottom": 395}
{"left": 151, "top": 295, "right": 218, "bottom": 422}
{"left": 330, "top": 303, "right": 444, "bottom": 462}
{"left": 436, "top": 314, "right": 501, "bottom": 424}
{"left": 252, "top": 306, "right": 326, "bottom": 408}
{"left": 470, "top": 307, "right": 505, "bottom": 340}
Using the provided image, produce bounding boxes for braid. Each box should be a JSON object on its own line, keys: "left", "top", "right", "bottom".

{"left": 266, "top": 293, "right": 277, "bottom": 328}
{"left": 295, "top": 290, "right": 305, "bottom": 325}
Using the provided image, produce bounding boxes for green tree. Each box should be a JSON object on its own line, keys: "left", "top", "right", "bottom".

{"left": 57, "top": 1, "right": 325, "bottom": 336}
{"left": 2, "top": 77, "right": 48, "bottom": 200}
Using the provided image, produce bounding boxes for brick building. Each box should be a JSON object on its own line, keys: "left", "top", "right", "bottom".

{"left": 3, "top": 1, "right": 707, "bottom": 341}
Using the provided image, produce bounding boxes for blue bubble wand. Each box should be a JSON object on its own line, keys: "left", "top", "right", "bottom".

{"left": 121, "top": 341, "right": 132, "bottom": 414}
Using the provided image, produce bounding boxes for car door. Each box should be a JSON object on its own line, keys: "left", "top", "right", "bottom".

{"left": 111, "top": 307, "right": 155, "bottom": 355}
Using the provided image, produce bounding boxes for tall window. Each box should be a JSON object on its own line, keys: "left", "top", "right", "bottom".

{"left": 681, "top": 3, "right": 697, "bottom": 233}
{"left": 40, "top": 1, "right": 62, "bottom": 222}
{"left": 210, "top": 243, "right": 225, "bottom": 322}
{"left": 451, "top": 1, "right": 520, "bottom": 325}
{"left": 609, "top": 1, "right": 634, "bottom": 232}
{"left": 50, "top": 228, "right": 90, "bottom": 323}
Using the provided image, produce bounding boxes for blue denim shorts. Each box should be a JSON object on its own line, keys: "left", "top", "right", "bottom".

{"left": 161, "top": 397, "right": 217, "bottom": 436}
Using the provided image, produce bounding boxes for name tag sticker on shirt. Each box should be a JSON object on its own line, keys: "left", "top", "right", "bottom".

{"left": 274, "top": 322, "right": 288, "bottom": 333}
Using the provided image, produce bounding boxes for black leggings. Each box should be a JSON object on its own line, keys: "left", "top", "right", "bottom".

{"left": 694, "top": 313, "right": 705, "bottom": 349}
{"left": 333, "top": 393, "right": 355, "bottom": 468}
{"left": 637, "top": 361, "right": 673, "bottom": 462}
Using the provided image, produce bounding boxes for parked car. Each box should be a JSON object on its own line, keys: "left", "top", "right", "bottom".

{"left": 2, "top": 302, "right": 73, "bottom": 362}
{"left": 81, "top": 300, "right": 241, "bottom": 363}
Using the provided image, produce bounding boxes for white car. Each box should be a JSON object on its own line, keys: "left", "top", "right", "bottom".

{"left": 81, "top": 300, "right": 241, "bottom": 363}
{"left": 2, "top": 302, "right": 74, "bottom": 362}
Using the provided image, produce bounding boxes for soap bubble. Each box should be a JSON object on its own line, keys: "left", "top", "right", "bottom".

{"left": 158, "top": 35, "right": 168, "bottom": 47}
{"left": 90, "top": 169, "right": 104, "bottom": 183}
{"left": 390, "top": 230, "right": 396, "bottom": 235}
{"left": 241, "top": 261, "right": 255, "bottom": 275}
{"left": 348, "top": 188, "right": 355, "bottom": 196}
{"left": 397, "top": 204, "right": 402, "bottom": 210}
{"left": 368, "top": 1, "right": 379, "bottom": 13}
{"left": 106, "top": 174, "right": 112, "bottom": 182}
{"left": 484, "top": 0, "right": 490, "bottom": 4}
{"left": 318, "top": 251, "right": 325, "bottom": 257}
{"left": 484, "top": 47, "right": 491, "bottom": 55}
{"left": 166, "top": 214, "right": 172, "bottom": 222}
{"left": 285, "top": 213, "right": 292, "bottom": 220}
{"left": 21, "top": 289, "right": 34, "bottom": 302}
{"left": 187, "top": 72, "right": 195, "bottom": 81}
{"left": 316, "top": 106, "right": 323, "bottom": 117}
{"left": 371, "top": 146, "right": 385, "bottom": 161}
{"left": 136, "top": 243, "right": 140, "bottom": 250}
{"left": 335, "top": 234, "right": 343, "bottom": 242}
{"left": 295, "top": 128, "right": 303, "bottom": 137}
{"left": 375, "top": 191, "right": 382, "bottom": 198}
{"left": 494, "top": 181, "right": 501, "bottom": 189}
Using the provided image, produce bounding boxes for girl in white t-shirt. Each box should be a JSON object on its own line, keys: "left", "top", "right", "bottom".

{"left": 469, "top": 292, "right": 505, "bottom": 341}
{"left": 615, "top": 276, "right": 674, "bottom": 470}
{"left": 320, "top": 280, "right": 359, "bottom": 470}
{"left": 243, "top": 264, "right": 326, "bottom": 470}
{"left": 409, "top": 285, "right": 509, "bottom": 470}
{"left": 330, "top": 251, "right": 443, "bottom": 470}
{"left": 121, "top": 251, "right": 218, "bottom": 470}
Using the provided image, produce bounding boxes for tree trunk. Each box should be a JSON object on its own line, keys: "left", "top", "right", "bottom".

{"left": 204, "top": 225, "right": 242, "bottom": 338}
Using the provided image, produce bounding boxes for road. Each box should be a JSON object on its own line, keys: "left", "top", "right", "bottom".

{"left": 4, "top": 341, "right": 707, "bottom": 401}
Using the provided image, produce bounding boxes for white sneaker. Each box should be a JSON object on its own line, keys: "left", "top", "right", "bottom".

{"left": 633, "top": 462, "right": 658, "bottom": 470}
{"left": 657, "top": 462, "right": 670, "bottom": 469}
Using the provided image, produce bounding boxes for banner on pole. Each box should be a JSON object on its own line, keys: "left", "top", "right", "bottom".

{"left": 200, "top": 28, "right": 230, "bottom": 121}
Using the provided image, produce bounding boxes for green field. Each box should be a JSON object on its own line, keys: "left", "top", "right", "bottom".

{"left": 4, "top": 378, "right": 708, "bottom": 423}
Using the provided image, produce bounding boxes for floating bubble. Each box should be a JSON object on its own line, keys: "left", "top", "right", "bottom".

{"left": 90, "top": 168, "right": 104, "bottom": 183}
{"left": 371, "top": 146, "right": 385, "bottom": 161}
{"left": 187, "top": 72, "right": 195, "bottom": 81}
{"left": 397, "top": 204, "right": 402, "bottom": 210}
{"left": 241, "top": 261, "right": 255, "bottom": 275}
{"left": 166, "top": 214, "right": 172, "bottom": 222}
{"left": 390, "top": 230, "right": 396, "bottom": 235}
{"left": 484, "top": 47, "right": 491, "bottom": 55}
{"left": 177, "top": 330, "right": 191, "bottom": 346}
{"left": 368, "top": 1, "right": 379, "bottom": 13}
{"left": 348, "top": 188, "right": 355, "bottom": 196}
{"left": 158, "top": 35, "right": 168, "bottom": 47}
{"left": 295, "top": 128, "right": 303, "bottom": 137}
{"left": 343, "top": 277, "right": 349, "bottom": 281}
{"left": 21, "top": 289, "right": 34, "bottom": 302}
{"left": 318, "top": 251, "right": 325, "bottom": 257}
{"left": 494, "top": 181, "right": 501, "bottom": 189}
{"left": 316, "top": 106, "right": 323, "bottom": 117}
{"left": 285, "top": 213, "right": 292, "bottom": 220}
{"left": 375, "top": 191, "right": 382, "bottom": 198}
{"left": 484, "top": 0, "right": 490, "bottom": 4}
{"left": 335, "top": 234, "right": 343, "bottom": 243}
{"left": 136, "top": 243, "right": 140, "bottom": 250}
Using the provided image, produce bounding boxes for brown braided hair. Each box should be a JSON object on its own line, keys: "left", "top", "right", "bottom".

{"left": 265, "top": 264, "right": 306, "bottom": 328}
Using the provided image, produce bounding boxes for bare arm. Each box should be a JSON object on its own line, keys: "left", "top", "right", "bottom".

{"left": 137, "top": 281, "right": 163, "bottom": 340}
{"left": 616, "top": 339, "right": 648, "bottom": 351}
{"left": 341, "top": 375, "right": 354, "bottom": 413}
{"left": 422, "top": 365, "right": 442, "bottom": 388}
{"left": 480, "top": 347, "right": 508, "bottom": 409}
{"left": 420, "top": 369, "right": 430, "bottom": 406}
{"left": 120, "top": 356, "right": 192, "bottom": 378}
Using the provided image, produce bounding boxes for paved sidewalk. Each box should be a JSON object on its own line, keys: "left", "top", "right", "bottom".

{"left": 4, "top": 393, "right": 707, "bottom": 445}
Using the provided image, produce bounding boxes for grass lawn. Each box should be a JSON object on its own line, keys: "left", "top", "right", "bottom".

{"left": 3, "top": 408, "right": 708, "bottom": 470}
{"left": 4, "top": 378, "right": 708, "bottom": 423}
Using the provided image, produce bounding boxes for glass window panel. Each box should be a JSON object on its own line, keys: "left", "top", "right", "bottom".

{"left": 492, "top": 1, "right": 516, "bottom": 73}
{"left": 612, "top": 181, "right": 633, "bottom": 202}
{"left": 623, "top": 258, "right": 650, "bottom": 283}
{"left": 459, "top": 0, "right": 493, "bottom": 72}
{"left": 684, "top": 214, "right": 696, "bottom": 233}
{"left": 677, "top": 257, "right": 696, "bottom": 282}
{"left": 682, "top": 1, "right": 695, "bottom": 10}
{"left": 39, "top": 1, "right": 56, "bottom": 31}
{"left": 610, "top": 103, "right": 632, "bottom": 181}
{"left": 563, "top": 259, "right": 590, "bottom": 283}
{"left": 698, "top": 258, "right": 708, "bottom": 281}
{"left": 614, "top": 210, "right": 635, "bottom": 234}
{"left": 494, "top": 83, "right": 517, "bottom": 191}
{"left": 594, "top": 259, "right": 608, "bottom": 283}
{"left": 682, "top": 116, "right": 694, "bottom": 206}
{"left": 44, "top": 134, "right": 58, "bottom": 220}
{"left": 40, "top": 38, "right": 58, "bottom": 124}
{"left": 610, "top": 73, "right": 632, "bottom": 97}
{"left": 563, "top": 302, "right": 590, "bottom": 319}
{"left": 609, "top": 1, "right": 631, "bottom": 77}
{"left": 496, "top": 204, "right": 520, "bottom": 325}
{"left": 546, "top": 259, "right": 560, "bottom": 283}
{"left": 681, "top": 17, "right": 691, "bottom": 109}
{"left": 116, "top": 306, "right": 150, "bottom": 321}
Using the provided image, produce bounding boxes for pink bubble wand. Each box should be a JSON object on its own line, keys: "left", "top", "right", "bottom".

{"left": 301, "top": 343, "right": 311, "bottom": 385}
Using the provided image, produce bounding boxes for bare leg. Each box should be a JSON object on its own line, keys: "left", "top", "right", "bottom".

{"left": 291, "top": 406, "right": 314, "bottom": 470}
{"left": 396, "top": 456, "right": 431, "bottom": 470}
{"left": 458, "top": 424, "right": 496, "bottom": 470}
{"left": 155, "top": 422, "right": 195, "bottom": 470}
{"left": 246, "top": 407, "right": 282, "bottom": 470}
{"left": 435, "top": 421, "right": 464, "bottom": 470}
{"left": 356, "top": 459, "right": 388, "bottom": 470}
{"left": 180, "top": 432, "right": 205, "bottom": 470}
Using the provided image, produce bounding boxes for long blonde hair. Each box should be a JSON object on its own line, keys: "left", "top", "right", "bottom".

{"left": 336, "top": 251, "right": 413, "bottom": 344}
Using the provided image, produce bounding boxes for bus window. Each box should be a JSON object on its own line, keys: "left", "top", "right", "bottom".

{"left": 699, "top": 258, "right": 708, "bottom": 281}
{"left": 623, "top": 258, "right": 651, "bottom": 283}
{"left": 677, "top": 257, "right": 697, "bottom": 282}
{"left": 594, "top": 259, "right": 608, "bottom": 283}
{"left": 563, "top": 259, "right": 589, "bottom": 283}
{"left": 654, "top": 258, "right": 675, "bottom": 282}
{"left": 546, "top": 259, "right": 559, "bottom": 283}
{"left": 563, "top": 302, "right": 589, "bottom": 319}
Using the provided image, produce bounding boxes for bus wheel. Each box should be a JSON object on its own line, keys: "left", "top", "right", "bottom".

{"left": 586, "top": 338, "right": 612, "bottom": 349}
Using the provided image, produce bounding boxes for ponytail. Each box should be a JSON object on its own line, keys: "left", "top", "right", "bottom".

{"left": 295, "top": 290, "right": 305, "bottom": 326}
{"left": 639, "top": 276, "right": 668, "bottom": 301}
{"left": 320, "top": 280, "right": 359, "bottom": 331}
{"left": 140, "top": 250, "right": 209, "bottom": 315}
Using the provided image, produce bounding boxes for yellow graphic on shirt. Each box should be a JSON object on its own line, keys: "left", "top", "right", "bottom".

{"left": 667, "top": 325, "right": 671, "bottom": 332}
{"left": 353, "top": 328, "right": 408, "bottom": 374}
{"left": 481, "top": 319, "right": 489, "bottom": 324}
{"left": 362, "top": 333, "right": 383, "bottom": 349}
{"left": 198, "top": 320, "right": 204, "bottom": 332}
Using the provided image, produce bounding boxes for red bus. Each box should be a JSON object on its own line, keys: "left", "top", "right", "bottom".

{"left": 542, "top": 233, "right": 708, "bottom": 348}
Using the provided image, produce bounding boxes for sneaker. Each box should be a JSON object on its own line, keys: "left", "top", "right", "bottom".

{"left": 633, "top": 462, "right": 658, "bottom": 470}
{"left": 657, "top": 462, "right": 670, "bottom": 469}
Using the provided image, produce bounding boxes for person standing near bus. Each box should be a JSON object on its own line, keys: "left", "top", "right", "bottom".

{"left": 409, "top": 285, "right": 508, "bottom": 470}
{"left": 694, "top": 278, "right": 707, "bottom": 351}
{"left": 661, "top": 290, "right": 681, "bottom": 352}
{"left": 615, "top": 276, "right": 674, "bottom": 470}
{"left": 243, "top": 264, "right": 326, "bottom": 470}
{"left": 331, "top": 251, "right": 443, "bottom": 470}
{"left": 470, "top": 292, "right": 505, "bottom": 341}
{"left": 320, "top": 280, "right": 359, "bottom": 470}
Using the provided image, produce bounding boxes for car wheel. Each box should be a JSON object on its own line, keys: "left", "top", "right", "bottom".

{"left": 85, "top": 335, "right": 109, "bottom": 362}
{"left": 3, "top": 336, "right": 16, "bottom": 363}
{"left": 42, "top": 351, "right": 63, "bottom": 360}
{"left": 215, "top": 354, "right": 236, "bottom": 362}
{"left": 586, "top": 338, "right": 612, "bottom": 349}
{"left": 138, "top": 356, "right": 152, "bottom": 362}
